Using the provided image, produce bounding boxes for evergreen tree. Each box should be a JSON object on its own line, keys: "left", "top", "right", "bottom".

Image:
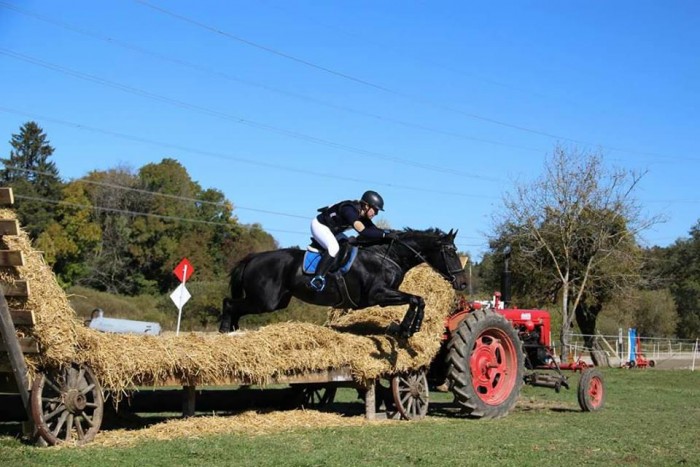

{"left": 1, "top": 121, "right": 63, "bottom": 238}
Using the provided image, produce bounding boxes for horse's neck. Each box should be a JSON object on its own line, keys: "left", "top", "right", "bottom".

{"left": 372, "top": 240, "right": 426, "bottom": 271}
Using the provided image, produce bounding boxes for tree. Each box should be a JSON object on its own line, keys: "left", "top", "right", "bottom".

{"left": 35, "top": 181, "right": 102, "bottom": 287}
{"left": 78, "top": 167, "right": 144, "bottom": 294}
{"left": 649, "top": 221, "right": 700, "bottom": 338}
{"left": 1, "top": 121, "right": 63, "bottom": 238}
{"left": 490, "top": 145, "right": 656, "bottom": 359}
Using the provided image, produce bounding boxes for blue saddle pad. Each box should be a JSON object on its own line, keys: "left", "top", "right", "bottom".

{"left": 303, "top": 247, "right": 358, "bottom": 275}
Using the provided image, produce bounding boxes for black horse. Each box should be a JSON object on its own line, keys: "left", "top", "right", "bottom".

{"left": 219, "top": 228, "right": 468, "bottom": 337}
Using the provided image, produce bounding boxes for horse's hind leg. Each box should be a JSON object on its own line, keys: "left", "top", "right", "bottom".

{"left": 219, "top": 298, "right": 234, "bottom": 333}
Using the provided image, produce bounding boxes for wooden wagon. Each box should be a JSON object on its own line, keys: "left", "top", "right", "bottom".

{"left": 0, "top": 187, "right": 435, "bottom": 446}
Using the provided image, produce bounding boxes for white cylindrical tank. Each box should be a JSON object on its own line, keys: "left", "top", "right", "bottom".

{"left": 88, "top": 309, "right": 161, "bottom": 335}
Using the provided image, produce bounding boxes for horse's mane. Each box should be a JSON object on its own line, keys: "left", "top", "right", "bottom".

{"left": 396, "top": 227, "right": 447, "bottom": 238}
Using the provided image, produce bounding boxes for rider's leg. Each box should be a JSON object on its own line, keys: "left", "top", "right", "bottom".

{"left": 309, "top": 219, "right": 339, "bottom": 291}
{"left": 310, "top": 252, "right": 335, "bottom": 291}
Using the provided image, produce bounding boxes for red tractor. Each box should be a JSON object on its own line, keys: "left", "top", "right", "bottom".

{"left": 429, "top": 292, "right": 606, "bottom": 417}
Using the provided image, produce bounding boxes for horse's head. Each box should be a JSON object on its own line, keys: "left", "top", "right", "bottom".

{"left": 398, "top": 228, "right": 468, "bottom": 291}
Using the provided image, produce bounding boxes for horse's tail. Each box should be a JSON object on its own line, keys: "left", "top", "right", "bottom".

{"left": 229, "top": 254, "right": 253, "bottom": 300}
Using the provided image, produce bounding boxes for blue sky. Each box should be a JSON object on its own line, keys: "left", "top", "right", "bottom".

{"left": 1, "top": 1, "right": 698, "bottom": 260}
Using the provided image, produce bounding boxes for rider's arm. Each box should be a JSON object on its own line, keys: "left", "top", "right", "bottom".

{"left": 353, "top": 219, "right": 385, "bottom": 238}
{"left": 339, "top": 204, "right": 385, "bottom": 239}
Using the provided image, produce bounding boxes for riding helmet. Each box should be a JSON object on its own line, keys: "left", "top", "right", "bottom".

{"left": 361, "top": 190, "right": 384, "bottom": 211}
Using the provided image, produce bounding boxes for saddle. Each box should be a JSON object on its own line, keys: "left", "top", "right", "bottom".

{"left": 303, "top": 241, "right": 358, "bottom": 275}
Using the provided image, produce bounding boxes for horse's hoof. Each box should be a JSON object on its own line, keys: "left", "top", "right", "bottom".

{"left": 218, "top": 320, "right": 231, "bottom": 333}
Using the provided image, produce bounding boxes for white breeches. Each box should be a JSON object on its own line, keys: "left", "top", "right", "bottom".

{"left": 311, "top": 217, "right": 340, "bottom": 257}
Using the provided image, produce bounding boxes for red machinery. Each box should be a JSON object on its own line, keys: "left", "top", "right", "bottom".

{"left": 623, "top": 332, "right": 656, "bottom": 369}
{"left": 428, "top": 292, "right": 605, "bottom": 416}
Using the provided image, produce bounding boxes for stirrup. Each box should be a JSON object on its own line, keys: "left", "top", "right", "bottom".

{"left": 309, "top": 275, "right": 326, "bottom": 291}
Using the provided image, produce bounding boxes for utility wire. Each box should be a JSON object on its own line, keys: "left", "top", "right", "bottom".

{"left": 1, "top": 1, "right": 691, "bottom": 163}
{"left": 6, "top": 165, "right": 310, "bottom": 219}
{"left": 0, "top": 106, "right": 500, "bottom": 200}
{"left": 136, "top": 0, "right": 696, "bottom": 162}
{"left": 132, "top": 0, "right": 625, "bottom": 152}
{"left": 12, "top": 193, "right": 487, "bottom": 248}
{"left": 0, "top": 1, "right": 545, "bottom": 154}
{"left": 0, "top": 47, "right": 501, "bottom": 181}
{"left": 7, "top": 165, "right": 488, "bottom": 239}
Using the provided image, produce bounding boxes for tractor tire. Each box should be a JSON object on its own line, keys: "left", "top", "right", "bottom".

{"left": 446, "top": 309, "right": 525, "bottom": 419}
{"left": 577, "top": 368, "right": 605, "bottom": 411}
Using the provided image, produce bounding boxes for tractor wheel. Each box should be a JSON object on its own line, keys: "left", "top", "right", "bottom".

{"left": 446, "top": 309, "right": 524, "bottom": 419}
{"left": 30, "top": 363, "right": 104, "bottom": 446}
{"left": 577, "top": 369, "right": 605, "bottom": 411}
{"left": 390, "top": 369, "right": 429, "bottom": 420}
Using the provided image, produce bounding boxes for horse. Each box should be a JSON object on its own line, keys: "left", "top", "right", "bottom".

{"left": 219, "top": 228, "right": 469, "bottom": 338}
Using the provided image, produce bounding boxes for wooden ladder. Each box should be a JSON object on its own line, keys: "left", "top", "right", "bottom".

{"left": 0, "top": 187, "right": 38, "bottom": 426}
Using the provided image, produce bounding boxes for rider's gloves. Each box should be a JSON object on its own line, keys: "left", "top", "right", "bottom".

{"left": 384, "top": 230, "right": 399, "bottom": 240}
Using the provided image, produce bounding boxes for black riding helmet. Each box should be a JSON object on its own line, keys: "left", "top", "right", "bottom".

{"left": 361, "top": 190, "right": 384, "bottom": 211}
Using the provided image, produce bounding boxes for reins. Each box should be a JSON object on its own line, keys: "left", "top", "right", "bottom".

{"left": 381, "top": 235, "right": 462, "bottom": 284}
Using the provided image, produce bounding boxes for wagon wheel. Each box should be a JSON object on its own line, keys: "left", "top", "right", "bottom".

{"left": 30, "top": 363, "right": 104, "bottom": 445}
{"left": 390, "top": 369, "right": 429, "bottom": 420}
{"left": 577, "top": 369, "right": 605, "bottom": 412}
{"left": 296, "top": 384, "right": 337, "bottom": 409}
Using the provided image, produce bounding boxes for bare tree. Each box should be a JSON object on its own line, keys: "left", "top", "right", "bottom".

{"left": 493, "top": 145, "right": 659, "bottom": 360}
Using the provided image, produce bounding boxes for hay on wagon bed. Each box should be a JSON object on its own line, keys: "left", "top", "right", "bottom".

{"left": 1, "top": 209, "right": 457, "bottom": 395}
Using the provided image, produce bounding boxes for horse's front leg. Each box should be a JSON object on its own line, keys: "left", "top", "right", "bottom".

{"left": 373, "top": 289, "right": 425, "bottom": 338}
{"left": 399, "top": 296, "right": 424, "bottom": 337}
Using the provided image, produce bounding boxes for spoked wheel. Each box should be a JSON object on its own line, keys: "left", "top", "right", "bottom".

{"left": 391, "top": 369, "right": 429, "bottom": 420}
{"left": 577, "top": 369, "right": 605, "bottom": 412}
{"left": 295, "top": 384, "right": 337, "bottom": 409}
{"left": 30, "top": 363, "right": 104, "bottom": 445}
{"left": 446, "top": 309, "right": 524, "bottom": 418}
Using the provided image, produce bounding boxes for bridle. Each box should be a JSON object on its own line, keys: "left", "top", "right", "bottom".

{"left": 384, "top": 236, "right": 463, "bottom": 285}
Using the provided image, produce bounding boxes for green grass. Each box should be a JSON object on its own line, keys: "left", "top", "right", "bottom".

{"left": 1, "top": 369, "right": 698, "bottom": 466}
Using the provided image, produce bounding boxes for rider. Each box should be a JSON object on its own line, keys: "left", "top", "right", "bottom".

{"left": 309, "top": 190, "right": 391, "bottom": 291}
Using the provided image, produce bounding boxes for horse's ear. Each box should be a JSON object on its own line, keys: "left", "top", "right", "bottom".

{"left": 447, "top": 228, "right": 457, "bottom": 240}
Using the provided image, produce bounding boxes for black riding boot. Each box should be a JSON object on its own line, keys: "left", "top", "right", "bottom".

{"left": 309, "top": 252, "right": 335, "bottom": 291}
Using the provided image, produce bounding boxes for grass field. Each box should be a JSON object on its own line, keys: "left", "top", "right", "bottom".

{"left": 1, "top": 369, "right": 698, "bottom": 466}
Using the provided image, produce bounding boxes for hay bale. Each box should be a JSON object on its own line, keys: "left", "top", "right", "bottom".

{"left": 0, "top": 209, "right": 81, "bottom": 369}
{"left": 1, "top": 209, "right": 457, "bottom": 393}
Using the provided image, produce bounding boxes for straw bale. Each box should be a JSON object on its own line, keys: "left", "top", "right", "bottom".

{"left": 1, "top": 208, "right": 458, "bottom": 394}
{"left": 0, "top": 209, "right": 81, "bottom": 369}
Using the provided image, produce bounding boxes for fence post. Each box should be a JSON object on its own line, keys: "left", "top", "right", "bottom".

{"left": 692, "top": 338, "right": 698, "bottom": 372}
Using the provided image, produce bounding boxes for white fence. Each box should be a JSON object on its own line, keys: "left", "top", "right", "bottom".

{"left": 556, "top": 331, "right": 699, "bottom": 370}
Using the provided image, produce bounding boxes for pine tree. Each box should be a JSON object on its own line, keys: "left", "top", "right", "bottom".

{"left": 1, "top": 121, "right": 63, "bottom": 238}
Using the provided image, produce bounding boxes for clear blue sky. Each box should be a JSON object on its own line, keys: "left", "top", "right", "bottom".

{"left": 1, "top": 1, "right": 698, "bottom": 260}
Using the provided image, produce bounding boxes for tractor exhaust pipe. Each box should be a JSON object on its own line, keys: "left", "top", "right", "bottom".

{"left": 501, "top": 246, "right": 512, "bottom": 308}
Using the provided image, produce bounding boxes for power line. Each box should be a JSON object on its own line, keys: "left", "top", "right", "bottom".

{"left": 131, "top": 0, "right": 626, "bottom": 152}
{"left": 0, "top": 1, "right": 545, "bottom": 155}
{"left": 14, "top": 193, "right": 230, "bottom": 227}
{"left": 6, "top": 165, "right": 310, "bottom": 220}
{"left": 259, "top": 0, "right": 567, "bottom": 105}
{"left": 135, "top": 1, "right": 693, "bottom": 162}
{"left": 12, "top": 193, "right": 486, "bottom": 248}
{"left": 0, "top": 106, "right": 500, "bottom": 201}
{"left": 0, "top": 47, "right": 504, "bottom": 181}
